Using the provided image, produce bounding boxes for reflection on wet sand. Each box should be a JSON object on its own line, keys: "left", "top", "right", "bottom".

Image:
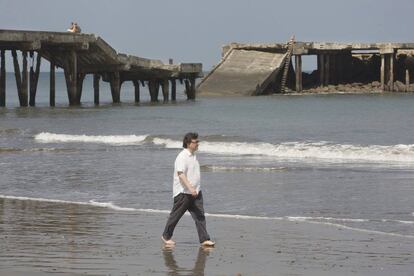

{"left": 1, "top": 197, "right": 414, "bottom": 275}
{"left": 162, "top": 246, "right": 212, "bottom": 276}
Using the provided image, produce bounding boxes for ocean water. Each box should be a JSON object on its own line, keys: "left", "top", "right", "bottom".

{"left": 1, "top": 73, "right": 414, "bottom": 239}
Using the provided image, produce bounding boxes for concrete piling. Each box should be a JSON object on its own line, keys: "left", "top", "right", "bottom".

{"left": 50, "top": 60, "right": 55, "bottom": 106}
{"left": 0, "top": 50, "right": 5, "bottom": 106}
{"left": 93, "top": 74, "right": 100, "bottom": 105}
{"left": 171, "top": 79, "right": 176, "bottom": 101}
{"left": 295, "top": 55, "right": 302, "bottom": 92}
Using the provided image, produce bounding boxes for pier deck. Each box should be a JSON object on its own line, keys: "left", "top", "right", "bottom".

{"left": 0, "top": 29, "right": 202, "bottom": 106}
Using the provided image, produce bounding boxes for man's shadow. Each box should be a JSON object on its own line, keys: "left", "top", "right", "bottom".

{"left": 162, "top": 246, "right": 212, "bottom": 276}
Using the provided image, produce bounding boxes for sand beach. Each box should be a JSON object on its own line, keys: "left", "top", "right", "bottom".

{"left": 1, "top": 197, "right": 413, "bottom": 275}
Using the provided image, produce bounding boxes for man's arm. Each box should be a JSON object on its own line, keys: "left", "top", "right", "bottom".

{"left": 178, "top": 172, "right": 198, "bottom": 197}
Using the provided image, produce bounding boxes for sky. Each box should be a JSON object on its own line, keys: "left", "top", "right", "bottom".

{"left": 0, "top": 0, "right": 413, "bottom": 71}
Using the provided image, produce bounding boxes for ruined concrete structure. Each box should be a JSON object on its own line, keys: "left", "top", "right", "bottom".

{"left": 0, "top": 29, "right": 203, "bottom": 107}
{"left": 198, "top": 41, "right": 414, "bottom": 95}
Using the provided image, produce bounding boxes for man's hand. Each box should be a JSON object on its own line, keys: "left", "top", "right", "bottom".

{"left": 190, "top": 187, "right": 198, "bottom": 198}
{"left": 178, "top": 172, "right": 198, "bottom": 197}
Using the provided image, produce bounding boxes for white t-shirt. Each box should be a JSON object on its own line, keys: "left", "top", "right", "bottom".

{"left": 173, "top": 148, "right": 201, "bottom": 197}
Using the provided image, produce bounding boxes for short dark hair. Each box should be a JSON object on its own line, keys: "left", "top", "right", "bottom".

{"left": 183, "top": 132, "right": 198, "bottom": 148}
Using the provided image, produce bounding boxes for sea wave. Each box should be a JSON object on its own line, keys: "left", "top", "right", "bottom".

{"left": 0, "top": 147, "right": 74, "bottom": 154}
{"left": 33, "top": 133, "right": 414, "bottom": 163}
{"left": 35, "top": 132, "right": 148, "bottom": 145}
{"left": 201, "top": 165, "right": 287, "bottom": 172}
{"left": 153, "top": 138, "right": 414, "bottom": 163}
{"left": 1, "top": 194, "right": 413, "bottom": 239}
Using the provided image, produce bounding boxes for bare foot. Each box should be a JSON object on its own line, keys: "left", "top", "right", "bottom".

{"left": 161, "top": 236, "right": 176, "bottom": 246}
{"left": 201, "top": 240, "right": 215, "bottom": 247}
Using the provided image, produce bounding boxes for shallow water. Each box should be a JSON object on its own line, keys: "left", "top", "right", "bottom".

{"left": 1, "top": 73, "right": 414, "bottom": 240}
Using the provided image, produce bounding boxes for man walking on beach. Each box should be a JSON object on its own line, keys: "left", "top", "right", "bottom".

{"left": 162, "top": 132, "right": 215, "bottom": 247}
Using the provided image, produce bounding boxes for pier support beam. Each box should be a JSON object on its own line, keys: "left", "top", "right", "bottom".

{"left": 381, "top": 54, "right": 385, "bottom": 91}
{"left": 171, "top": 79, "right": 176, "bottom": 101}
{"left": 109, "top": 72, "right": 121, "bottom": 103}
{"left": 63, "top": 51, "right": 78, "bottom": 105}
{"left": 0, "top": 50, "right": 5, "bottom": 107}
{"left": 50, "top": 60, "right": 55, "bottom": 106}
{"left": 94, "top": 74, "right": 100, "bottom": 105}
{"left": 76, "top": 73, "right": 86, "bottom": 103}
{"left": 12, "top": 50, "right": 28, "bottom": 107}
{"left": 148, "top": 80, "right": 159, "bottom": 102}
{"left": 185, "top": 78, "right": 196, "bottom": 100}
{"left": 22, "top": 51, "right": 28, "bottom": 106}
{"left": 389, "top": 53, "right": 394, "bottom": 92}
{"left": 406, "top": 69, "right": 410, "bottom": 92}
{"left": 337, "top": 54, "right": 344, "bottom": 84}
{"left": 318, "top": 54, "right": 325, "bottom": 86}
{"left": 133, "top": 80, "right": 140, "bottom": 103}
{"left": 185, "top": 79, "right": 190, "bottom": 99}
{"left": 324, "top": 54, "right": 330, "bottom": 86}
{"left": 161, "top": 79, "right": 169, "bottom": 102}
{"left": 29, "top": 51, "right": 41, "bottom": 107}
{"left": 331, "top": 54, "right": 337, "bottom": 85}
{"left": 295, "top": 55, "right": 302, "bottom": 92}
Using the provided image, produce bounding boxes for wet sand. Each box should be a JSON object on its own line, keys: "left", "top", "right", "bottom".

{"left": 1, "top": 198, "right": 413, "bottom": 275}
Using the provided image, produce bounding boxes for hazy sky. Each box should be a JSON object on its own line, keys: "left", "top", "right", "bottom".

{"left": 0, "top": 0, "right": 413, "bottom": 70}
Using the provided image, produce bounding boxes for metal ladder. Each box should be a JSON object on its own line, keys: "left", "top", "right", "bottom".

{"left": 280, "top": 36, "right": 295, "bottom": 93}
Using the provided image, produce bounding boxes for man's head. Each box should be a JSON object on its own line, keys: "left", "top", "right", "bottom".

{"left": 183, "top": 132, "right": 199, "bottom": 153}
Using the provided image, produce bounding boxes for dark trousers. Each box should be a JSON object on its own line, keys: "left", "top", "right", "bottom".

{"left": 162, "top": 191, "right": 210, "bottom": 243}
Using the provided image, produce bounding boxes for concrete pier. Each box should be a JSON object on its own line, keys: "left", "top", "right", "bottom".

{"left": 199, "top": 41, "right": 414, "bottom": 95}
{"left": 0, "top": 29, "right": 203, "bottom": 106}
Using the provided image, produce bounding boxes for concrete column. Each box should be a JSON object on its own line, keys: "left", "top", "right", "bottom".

{"left": 21, "top": 51, "right": 28, "bottom": 106}
{"left": 161, "top": 79, "right": 169, "bottom": 102}
{"left": 337, "top": 54, "right": 344, "bottom": 84}
{"left": 0, "top": 50, "right": 5, "bottom": 107}
{"left": 29, "top": 51, "right": 35, "bottom": 106}
{"left": 70, "top": 51, "right": 77, "bottom": 105}
{"left": 186, "top": 78, "right": 196, "bottom": 100}
{"left": 171, "top": 79, "right": 176, "bottom": 101}
{"left": 406, "top": 69, "right": 410, "bottom": 92}
{"left": 331, "top": 54, "right": 337, "bottom": 85}
{"left": 76, "top": 73, "right": 85, "bottom": 104}
{"left": 110, "top": 72, "right": 121, "bottom": 103}
{"left": 324, "top": 54, "right": 330, "bottom": 86}
{"left": 380, "top": 54, "right": 385, "bottom": 91}
{"left": 94, "top": 74, "right": 100, "bottom": 105}
{"left": 50, "top": 60, "right": 55, "bottom": 106}
{"left": 319, "top": 54, "right": 325, "bottom": 86}
{"left": 29, "top": 52, "right": 41, "bottom": 107}
{"left": 389, "top": 53, "right": 394, "bottom": 92}
{"left": 184, "top": 79, "right": 191, "bottom": 99}
{"left": 63, "top": 51, "right": 78, "bottom": 105}
{"left": 148, "top": 80, "right": 159, "bottom": 102}
{"left": 12, "top": 50, "right": 25, "bottom": 107}
{"left": 133, "top": 80, "right": 140, "bottom": 103}
{"left": 295, "top": 55, "right": 302, "bottom": 92}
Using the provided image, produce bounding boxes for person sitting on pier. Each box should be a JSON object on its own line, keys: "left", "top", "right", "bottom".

{"left": 73, "top": 22, "right": 81, "bottom": 33}
{"left": 67, "top": 22, "right": 81, "bottom": 33}
{"left": 67, "top": 22, "right": 75, "bottom": 32}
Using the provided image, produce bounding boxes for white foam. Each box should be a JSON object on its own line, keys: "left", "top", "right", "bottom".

{"left": 89, "top": 200, "right": 136, "bottom": 211}
{"left": 1, "top": 194, "right": 413, "bottom": 239}
{"left": 153, "top": 138, "right": 414, "bottom": 164}
{"left": 35, "top": 132, "right": 148, "bottom": 145}
{"left": 287, "top": 216, "right": 367, "bottom": 223}
{"left": 300, "top": 220, "right": 414, "bottom": 239}
{"left": 153, "top": 138, "right": 181, "bottom": 148}
{"left": 203, "top": 165, "right": 287, "bottom": 172}
{"left": 0, "top": 194, "right": 92, "bottom": 206}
